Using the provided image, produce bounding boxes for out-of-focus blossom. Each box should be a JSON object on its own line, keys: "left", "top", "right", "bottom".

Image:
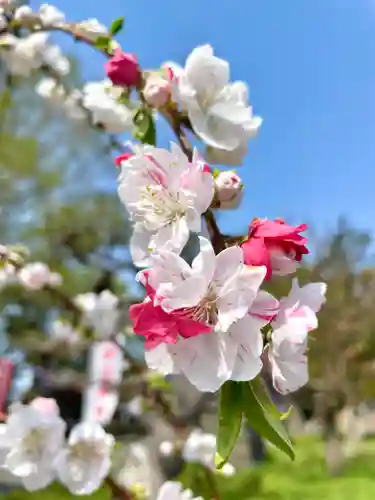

{"left": 18, "top": 262, "right": 61, "bottom": 291}
{"left": 4, "top": 398, "right": 65, "bottom": 491}
{"left": 118, "top": 143, "right": 214, "bottom": 267}
{"left": 74, "top": 19, "right": 108, "bottom": 42}
{"left": 39, "top": 4, "right": 65, "bottom": 25}
{"left": 112, "top": 443, "right": 154, "bottom": 497}
{"left": 50, "top": 319, "right": 79, "bottom": 345}
{"left": 183, "top": 428, "right": 235, "bottom": 475}
{"left": 74, "top": 290, "right": 119, "bottom": 338}
{"left": 82, "top": 81, "right": 133, "bottom": 134}
{"left": 43, "top": 44, "right": 70, "bottom": 76}
{"left": 36, "top": 77, "right": 65, "bottom": 103}
{"left": 241, "top": 218, "right": 309, "bottom": 280}
{"left": 156, "top": 482, "right": 202, "bottom": 500}
{"left": 55, "top": 422, "right": 114, "bottom": 495}
{"left": 0, "top": 33, "right": 49, "bottom": 77}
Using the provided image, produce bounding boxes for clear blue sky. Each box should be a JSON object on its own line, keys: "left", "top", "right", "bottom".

{"left": 33, "top": 0, "right": 375, "bottom": 238}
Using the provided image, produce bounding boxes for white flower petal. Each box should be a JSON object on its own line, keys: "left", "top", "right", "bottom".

{"left": 228, "top": 316, "right": 263, "bottom": 381}
{"left": 185, "top": 45, "right": 229, "bottom": 95}
{"left": 191, "top": 237, "right": 216, "bottom": 286}
{"left": 170, "top": 332, "right": 235, "bottom": 392}
{"left": 130, "top": 226, "right": 153, "bottom": 268}
{"left": 145, "top": 343, "right": 178, "bottom": 375}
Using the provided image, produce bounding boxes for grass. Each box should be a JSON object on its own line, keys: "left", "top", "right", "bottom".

{"left": 2, "top": 437, "right": 375, "bottom": 500}
{"left": 253, "top": 436, "right": 375, "bottom": 500}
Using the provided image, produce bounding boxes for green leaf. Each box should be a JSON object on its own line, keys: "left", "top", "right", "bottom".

{"left": 215, "top": 381, "right": 243, "bottom": 469}
{"left": 95, "top": 36, "right": 111, "bottom": 50}
{"left": 242, "top": 378, "right": 295, "bottom": 461}
{"left": 134, "top": 109, "right": 156, "bottom": 146}
{"left": 110, "top": 16, "right": 125, "bottom": 36}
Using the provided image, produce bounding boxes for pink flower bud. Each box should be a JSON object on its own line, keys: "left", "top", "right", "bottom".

{"left": 143, "top": 75, "right": 170, "bottom": 108}
{"left": 105, "top": 48, "right": 141, "bottom": 87}
{"left": 215, "top": 171, "right": 243, "bottom": 209}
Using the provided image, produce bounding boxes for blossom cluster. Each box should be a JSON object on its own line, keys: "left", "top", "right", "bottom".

{"left": 0, "top": 398, "right": 199, "bottom": 499}
{"left": 0, "top": 1, "right": 329, "bottom": 496}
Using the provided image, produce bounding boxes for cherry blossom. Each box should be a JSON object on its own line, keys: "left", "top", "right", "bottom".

{"left": 171, "top": 45, "right": 262, "bottom": 153}
{"left": 74, "top": 290, "right": 120, "bottom": 338}
{"left": 183, "top": 428, "right": 235, "bottom": 476}
{"left": 18, "top": 262, "right": 62, "bottom": 290}
{"left": 131, "top": 237, "right": 267, "bottom": 391}
{"left": 241, "top": 218, "right": 309, "bottom": 280}
{"left": 118, "top": 144, "right": 214, "bottom": 267}
{"left": 55, "top": 422, "right": 114, "bottom": 495}
{"left": 0, "top": 32, "right": 49, "bottom": 77}
{"left": 268, "top": 279, "right": 327, "bottom": 394}
{"left": 50, "top": 319, "right": 79, "bottom": 344}
{"left": 4, "top": 398, "right": 66, "bottom": 491}
{"left": 82, "top": 81, "right": 133, "bottom": 134}
{"left": 156, "top": 482, "right": 203, "bottom": 500}
{"left": 74, "top": 18, "right": 108, "bottom": 42}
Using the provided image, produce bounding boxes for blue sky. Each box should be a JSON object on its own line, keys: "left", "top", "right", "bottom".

{"left": 33, "top": 0, "right": 375, "bottom": 238}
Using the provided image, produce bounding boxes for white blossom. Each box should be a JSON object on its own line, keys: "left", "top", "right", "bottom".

{"left": 74, "top": 290, "right": 120, "bottom": 338}
{"left": 118, "top": 143, "right": 214, "bottom": 267}
{"left": 43, "top": 44, "right": 70, "bottom": 76}
{"left": 183, "top": 428, "right": 235, "bottom": 475}
{"left": 74, "top": 18, "right": 108, "bottom": 42}
{"left": 172, "top": 45, "right": 262, "bottom": 153}
{"left": 0, "top": 32, "right": 48, "bottom": 77}
{"left": 36, "top": 77, "right": 65, "bottom": 103}
{"left": 269, "top": 279, "right": 327, "bottom": 394}
{"left": 156, "top": 482, "right": 202, "bottom": 500}
{"left": 55, "top": 422, "right": 114, "bottom": 495}
{"left": 141, "top": 237, "right": 267, "bottom": 392}
{"left": 50, "top": 319, "right": 79, "bottom": 344}
{"left": 4, "top": 398, "right": 66, "bottom": 491}
{"left": 18, "top": 262, "right": 60, "bottom": 290}
{"left": 39, "top": 4, "right": 65, "bottom": 25}
{"left": 14, "top": 5, "right": 34, "bottom": 22}
{"left": 82, "top": 81, "right": 133, "bottom": 134}
{"left": 111, "top": 443, "right": 154, "bottom": 497}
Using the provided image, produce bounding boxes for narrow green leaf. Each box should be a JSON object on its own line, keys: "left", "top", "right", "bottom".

{"left": 95, "top": 36, "right": 111, "bottom": 50}
{"left": 242, "top": 378, "right": 295, "bottom": 460}
{"left": 110, "top": 16, "right": 124, "bottom": 36}
{"left": 215, "top": 381, "right": 243, "bottom": 469}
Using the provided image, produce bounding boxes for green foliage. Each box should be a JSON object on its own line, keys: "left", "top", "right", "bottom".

{"left": 110, "top": 17, "right": 125, "bottom": 36}
{"left": 215, "top": 381, "right": 243, "bottom": 469}
{"left": 215, "top": 380, "right": 294, "bottom": 469}
{"left": 134, "top": 109, "right": 157, "bottom": 146}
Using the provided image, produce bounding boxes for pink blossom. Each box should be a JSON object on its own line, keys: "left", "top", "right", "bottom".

{"left": 241, "top": 218, "right": 309, "bottom": 280}
{"left": 105, "top": 49, "right": 140, "bottom": 87}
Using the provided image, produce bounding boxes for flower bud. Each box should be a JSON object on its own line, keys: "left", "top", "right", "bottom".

{"left": 105, "top": 48, "right": 141, "bottom": 87}
{"left": 143, "top": 74, "right": 170, "bottom": 108}
{"left": 215, "top": 171, "right": 243, "bottom": 209}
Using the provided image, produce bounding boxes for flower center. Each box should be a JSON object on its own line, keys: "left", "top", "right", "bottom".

{"left": 180, "top": 285, "right": 218, "bottom": 326}
{"left": 138, "top": 185, "right": 185, "bottom": 230}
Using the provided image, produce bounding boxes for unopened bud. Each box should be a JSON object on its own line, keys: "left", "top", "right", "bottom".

{"left": 143, "top": 74, "right": 170, "bottom": 108}
{"left": 215, "top": 171, "right": 243, "bottom": 209}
